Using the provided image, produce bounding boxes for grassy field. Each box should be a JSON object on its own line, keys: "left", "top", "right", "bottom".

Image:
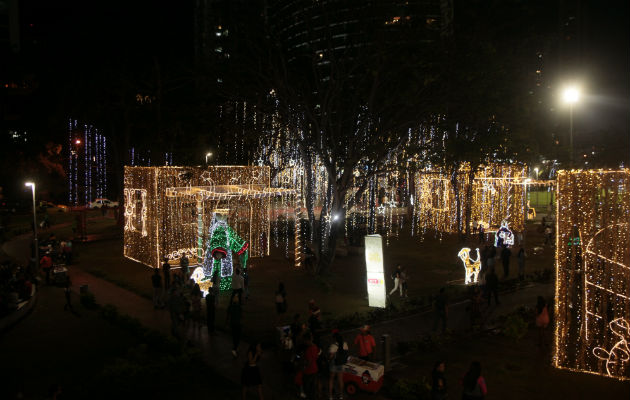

{"left": 65, "top": 211, "right": 556, "bottom": 343}
{"left": 395, "top": 324, "right": 630, "bottom": 399}
{"left": 0, "top": 285, "right": 238, "bottom": 399}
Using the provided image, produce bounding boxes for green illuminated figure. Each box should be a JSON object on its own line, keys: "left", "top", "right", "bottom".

{"left": 203, "top": 213, "right": 249, "bottom": 290}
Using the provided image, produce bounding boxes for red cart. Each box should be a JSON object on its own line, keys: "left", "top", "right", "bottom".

{"left": 342, "top": 356, "right": 384, "bottom": 395}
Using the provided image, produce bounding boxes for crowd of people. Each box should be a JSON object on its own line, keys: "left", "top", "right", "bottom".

{"left": 153, "top": 256, "right": 205, "bottom": 338}
{"left": 0, "top": 261, "right": 35, "bottom": 317}
{"left": 277, "top": 298, "right": 378, "bottom": 400}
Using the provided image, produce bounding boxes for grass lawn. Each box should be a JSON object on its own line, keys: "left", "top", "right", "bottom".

{"left": 66, "top": 211, "right": 556, "bottom": 343}
{"left": 393, "top": 325, "right": 630, "bottom": 399}
{"left": 0, "top": 285, "right": 238, "bottom": 399}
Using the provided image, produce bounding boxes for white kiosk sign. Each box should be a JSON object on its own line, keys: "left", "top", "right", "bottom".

{"left": 364, "top": 234, "right": 386, "bottom": 308}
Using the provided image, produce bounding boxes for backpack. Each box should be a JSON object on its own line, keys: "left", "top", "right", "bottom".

{"left": 334, "top": 343, "right": 349, "bottom": 366}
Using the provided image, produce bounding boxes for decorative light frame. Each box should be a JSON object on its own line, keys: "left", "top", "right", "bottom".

{"left": 123, "top": 166, "right": 299, "bottom": 269}
{"left": 554, "top": 169, "right": 630, "bottom": 380}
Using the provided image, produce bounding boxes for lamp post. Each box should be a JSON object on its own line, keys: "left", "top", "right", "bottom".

{"left": 562, "top": 87, "right": 580, "bottom": 167}
{"left": 25, "top": 182, "right": 38, "bottom": 267}
{"left": 534, "top": 168, "right": 539, "bottom": 207}
{"left": 205, "top": 152, "right": 213, "bottom": 164}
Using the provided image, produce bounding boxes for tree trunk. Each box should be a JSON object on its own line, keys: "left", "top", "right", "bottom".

{"left": 317, "top": 187, "right": 346, "bottom": 275}
{"left": 464, "top": 167, "right": 475, "bottom": 238}
{"left": 451, "top": 166, "right": 463, "bottom": 239}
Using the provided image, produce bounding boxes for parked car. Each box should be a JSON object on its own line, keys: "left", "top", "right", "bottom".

{"left": 88, "top": 198, "right": 119, "bottom": 209}
{"left": 1, "top": 200, "right": 29, "bottom": 214}
{"left": 56, "top": 204, "right": 70, "bottom": 212}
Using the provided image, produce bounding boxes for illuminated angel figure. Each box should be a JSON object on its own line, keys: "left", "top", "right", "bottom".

{"left": 593, "top": 318, "right": 630, "bottom": 378}
{"left": 202, "top": 212, "right": 249, "bottom": 291}
{"left": 494, "top": 220, "right": 514, "bottom": 247}
{"left": 458, "top": 247, "right": 481, "bottom": 285}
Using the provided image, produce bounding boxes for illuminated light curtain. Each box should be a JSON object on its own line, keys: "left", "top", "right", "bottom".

{"left": 554, "top": 170, "right": 630, "bottom": 380}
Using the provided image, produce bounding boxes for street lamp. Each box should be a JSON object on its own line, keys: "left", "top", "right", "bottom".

{"left": 25, "top": 182, "right": 38, "bottom": 267}
{"left": 534, "top": 168, "right": 539, "bottom": 207}
{"left": 205, "top": 152, "right": 213, "bottom": 164}
{"left": 562, "top": 86, "right": 580, "bottom": 167}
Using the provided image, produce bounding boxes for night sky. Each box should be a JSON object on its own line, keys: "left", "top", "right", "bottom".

{"left": 7, "top": 0, "right": 630, "bottom": 157}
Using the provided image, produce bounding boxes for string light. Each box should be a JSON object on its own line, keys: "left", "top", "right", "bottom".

{"left": 123, "top": 166, "right": 298, "bottom": 271}
{"left": 412, "top": 163, "right": 527, "bottom": 234}
{"left": 68, "top": 119, "right": 108, "bottom": 205}
{"left": 458, "top": 247, "right": 481, "bottom": 284}
{"left": 494, "top": 220, "right": 514, "bottom": 247}
{"left": 553, "top": 169, "right": 630, "bottom": 381}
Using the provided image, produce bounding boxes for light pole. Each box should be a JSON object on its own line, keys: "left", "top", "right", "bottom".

{"left": 534, "top": 168, "right": 539, "bottom": 208}
{"left": 25, "top": 182, "right": 38, "bottom": 267}
{"left": 562, "top": 86, "right": 580, "bottom": 167}
{"left": 205, "top": 152, "right": 213, "bottom": 164}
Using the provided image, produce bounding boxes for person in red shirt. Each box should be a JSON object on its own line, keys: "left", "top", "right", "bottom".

{"left": 40, "top": 253, "right": 53, "bottom": 284}
{"left": 302, "top": 333, "right": 320, "bottom": 399}
{"left": 354, "top": 325, "right": 376, "bottom": 361}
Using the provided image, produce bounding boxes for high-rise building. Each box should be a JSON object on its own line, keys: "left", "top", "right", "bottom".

{"left": 268, "top": 0, "right": 450, "bottom": 64}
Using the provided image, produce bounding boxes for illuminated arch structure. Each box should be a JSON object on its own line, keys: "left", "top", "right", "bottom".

{"left": 123, "top": 166, "right": 298, "bottom": 271}
{"left": 413, "top": 163, "right": 528, "bottom": 233}
{"left": 554, "top": 169, "right": 630, "bottom": 380}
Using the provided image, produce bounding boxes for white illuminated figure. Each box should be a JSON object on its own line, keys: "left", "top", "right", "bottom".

{"left": 593, "top": 318, "right": 630, "bottom": 378}
{"left": 494, "top": 220, "right": 514, "bottom": 247}
{"left": 458, "top": 247, "right": 481, "bottom": 284}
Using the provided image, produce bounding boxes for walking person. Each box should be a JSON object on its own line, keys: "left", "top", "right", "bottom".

{"left": 205, "top": 289, "right": 216, "bottom": 334}
{"left": 241, "top": 342, "right": 264, "bottom": 400}
{"left": 517, "top": 246, "right": 526, "bottom": 281}
{"left": 151, "top": 268, "right": 163, "bottom": 308}
{"left": 431, "top": 361, "right": 447, "bottom": 400}
{"left": 469, "top": 286, "right": 483, "bottom": 330}
{"left": 486, "top": 267, "right": 500, "bottom": 306}
{"left": 167, "top": 284, "right": 183, "bottom": 338}
{"left": 478, "top": 225, "right": 485, "bottom": 243}
{"left": 231, "top": 268, "right": 245, "bottom": 304}
{"left": 501, "top": 246, "right": 511, "bottom": 278}
{"left": 179, "top": 255, "right": 190, "bottom": 280}
{"left": 328, "top": 331, "right": 349, "bottom": 400}
{"left": 400, "top": 266, "right": 409, "bottom": 297}
{"left": 162, "top": 257, "right": 171, "bottom": 291}
{"left": 40, "top": 252, "right": 53, "bottom": 285}
{"left": 544, "top": 225, "right": 553, "bottom": 246}
{"left": 212, "top": 271, "right": 221, "bottom": 306}
{"left": 190, "top": 283, "right": 202, "bottom": 332}
{"left": 275, "top": 282, "right": 288, "bottom": 324}
{"left": 486, "top": 246, "right": 495, "bottom": 272}
{"left": 389, "top": 264, "right": 403, "bottom": 297}
{"left": 461, "top": 361, "right": 487, "bottom": 400}
{"left": 227, "top": 296, "right": 243, "bottom": 357}
{"left": 63, "top": 280, "right": 74, "bottom": 312}
{"left": 536, "top": 296, "right": 550, "bottom": 348}
{"left": 353, "top": 325, "right": 376, "bottom": 361}
{"left": 302, "top": 332, "right": 320, "bottom": 399}
{"left": 433, "top": 288, "right": 448, "bottom": 334}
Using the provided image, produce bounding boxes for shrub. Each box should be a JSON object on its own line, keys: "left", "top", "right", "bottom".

{"left": 80, "top": 292, "right": 98, "bottom": 309}
{"left": 388, "top": 377, "right": 431, "bottom": 400}
{"left": 503, "top": 313, "right": 528, "bottom": 341}
{"left": 100, "top": 304, "right": 119, "bottom": 321}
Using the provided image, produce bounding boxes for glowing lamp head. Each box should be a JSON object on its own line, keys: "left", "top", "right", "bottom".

{"left": 562, "top": 87, "right": 580, "bottom": 104}
{"left": 25, "top": 182, "right": 34, "bottom": 187}
{"left": 75, "top": 139, "right": 81, "bottom": 144}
